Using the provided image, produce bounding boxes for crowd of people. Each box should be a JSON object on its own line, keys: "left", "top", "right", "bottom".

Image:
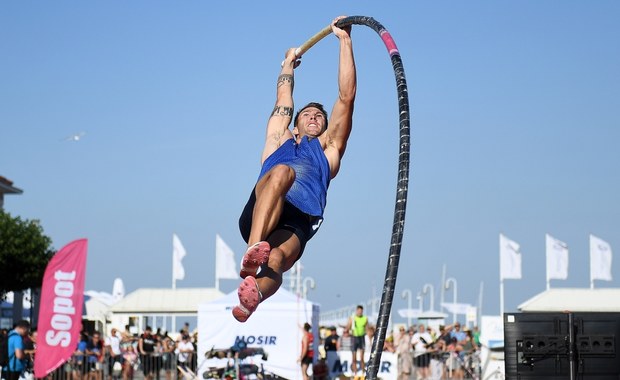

{"left": 0, "top": 320, "right": 198, "bottom": 380}
{"left": 317, "top": 310, "right": 482, "bottom": 380}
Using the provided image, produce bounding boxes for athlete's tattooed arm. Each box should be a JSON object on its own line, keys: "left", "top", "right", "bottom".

{"left": 271, "top": 105, "right": 293, "bottom": 118}
{"left": 277, "top": 74, "right": 294, "bottom": 89}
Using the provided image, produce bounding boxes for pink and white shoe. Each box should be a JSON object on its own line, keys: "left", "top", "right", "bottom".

{"left": 232, "top": 276, "right": 262, "bottom": 323}
{"left": 239, "top": 241, "right": 270, "bottom": 278}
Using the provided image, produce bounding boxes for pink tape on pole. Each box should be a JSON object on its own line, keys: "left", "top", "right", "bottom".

{"left": 380, "top": 30, "right": 399, "bottom": 56}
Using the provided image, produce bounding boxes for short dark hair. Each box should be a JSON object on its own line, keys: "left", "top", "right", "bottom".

{"left": 15, "top": 320, "right": 30, "bottom": 330}
{"left": 294, "top": 102, "right": 329, "bottom": 130}
{"left": 303, "top": 323, "right": 311, "bottom": 331}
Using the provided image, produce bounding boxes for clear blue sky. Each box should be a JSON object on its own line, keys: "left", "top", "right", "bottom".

{"left": 2, "top": 1, "right": 619, "bottom": 321}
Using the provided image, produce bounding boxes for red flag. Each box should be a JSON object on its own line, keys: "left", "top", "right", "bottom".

{"left": 34, "top": 239, "right": 88, "bottom": 378}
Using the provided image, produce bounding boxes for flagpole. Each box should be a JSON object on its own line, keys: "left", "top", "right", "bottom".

{"left": 172, "top": 236, "right": 176, "bottom": 333}
{"left": 500, "top": 279, "right": 504, "bottom": 317}
{"left": 477, "top": 281, "right": 484, "bottom": 327}
{"left": 590, "top": 234, "right": 595, "bottom": 289}
{"left": 172, "top": 246, "right": 176, "bottom": 290}
{"left": 499, "top": 234, "right": 504, "bottom": 317}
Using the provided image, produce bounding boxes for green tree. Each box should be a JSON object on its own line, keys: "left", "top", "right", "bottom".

{"left": 0, "top": 210, "right": 55, "bottom": 299}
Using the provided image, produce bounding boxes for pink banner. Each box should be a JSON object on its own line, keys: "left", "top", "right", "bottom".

{"left": 34, "top": 239, "right": 88, "bottom": 378}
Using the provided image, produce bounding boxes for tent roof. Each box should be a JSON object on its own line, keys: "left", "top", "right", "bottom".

{"left": 109, "top": 287, "right": 224, "bottom": 314}
{"left": 518, "top": 288, "right": 620, "bottom": 312}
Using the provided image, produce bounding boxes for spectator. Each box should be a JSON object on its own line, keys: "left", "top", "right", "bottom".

{"left": 5, "top": 320, "right": 30, "bottom": 380}
{"left": 298, "top": 323, "right": 314, "bottom": 380}
{"left": 87, "top": 331, "right": 105, "bottom": 380}
{"left": 395, "top": 326, "right": 412, "bottom": 380}
{"left": 323, "top": 326, "right": 339, "bottom": 353}
{"left": 106, "top": 328, "right": 123, "bottom": 380}
{"left": 174, "top": 334, "right": 194, "bottom": 377}
{"left": 160, "top": 333, "right": 175, "bottom": 380}
{"left": 412, "top": 324, "right": 433, "bottom": 380}
{"left": 338, "top": 329, "right": 353, "bottom": 354}
{"left": 346, "top": 305, "right": 368, "bottom": 375}
{"left": 138, "top": 326, "right": 160, "bottom": 380}
{"left": 23, "top": 329, "right": 36, "bottom": 371}
{"left": 73, "top": 333, "right": 90, "bottom": 380}
{"left": 450, "top": 322, "right": 467, "bottom": 347}
{"left": 383, "top": 330, "right": 395, "bottom": 353}
{"left": 122, "top": 345, "right": 138, "bottom": 380}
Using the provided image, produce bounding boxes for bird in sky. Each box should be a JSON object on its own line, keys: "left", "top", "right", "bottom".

{"left": 63, "top": 131, "right": 86, "bottom": 142}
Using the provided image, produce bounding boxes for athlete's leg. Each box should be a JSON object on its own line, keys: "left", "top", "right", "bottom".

{"left": 360, "top": 348, "right": 365, "bottom": 375}
{"left": 233, "top": 230, "right": 301, "bottom": 322}
{"left": 255, "top": 229, "right": 301, "bottom": 300}
{"left": 248, "top": 165, "right": 295, "bottom": 245}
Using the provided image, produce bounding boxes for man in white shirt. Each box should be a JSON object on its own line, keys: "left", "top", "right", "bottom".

{"left": 411, "top": 324, "right": 433, "bottom": 380}
{"left": 105, "top": 328, "right": 123, "bottom": 380}
{"left": 175, "top": 334, "right": 195, "bottom": 372}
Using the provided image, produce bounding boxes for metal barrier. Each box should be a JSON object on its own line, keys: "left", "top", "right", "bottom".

{"left": 27, "top": 352, "right": 197, "bottom": 380}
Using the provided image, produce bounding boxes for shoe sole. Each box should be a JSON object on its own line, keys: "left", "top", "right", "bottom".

{"left": 233, "top": 276, "right": 261, "bottom": 322}
{"left": 239, "top": 241, "right": 270, "bottom": 278}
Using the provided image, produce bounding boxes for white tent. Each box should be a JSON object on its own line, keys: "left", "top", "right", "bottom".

{"left": 518, "top": 288, "right": 620, "bottom": 312}
{"left": 197, "top": 288, "right": 319, "bottom": 380}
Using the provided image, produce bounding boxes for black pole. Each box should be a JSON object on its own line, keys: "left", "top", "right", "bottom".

{"left": 335, "top": 16, "right": 411, "bottom": 380}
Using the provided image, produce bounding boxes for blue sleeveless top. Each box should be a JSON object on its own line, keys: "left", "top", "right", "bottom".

{"left": 258, "top": 136, "right": 330, "bottom": 217}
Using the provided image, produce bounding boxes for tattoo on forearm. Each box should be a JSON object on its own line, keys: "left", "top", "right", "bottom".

{"left": 277, "top": 74, "right": 294, "bottom": 89}
{"left": 271, "top": 105, "right": 293, "bottom": 117}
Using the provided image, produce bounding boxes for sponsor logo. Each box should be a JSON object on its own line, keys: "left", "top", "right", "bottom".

{"left": 235, "top": 335, "right": 277, "bottom": 345}
{"left": 330, "top": 360, "right": 392, "bottom": 374}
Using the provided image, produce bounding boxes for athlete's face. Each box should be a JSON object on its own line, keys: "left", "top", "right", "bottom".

{"left": 295, "top": 107, "right": 326, "bottom": 137}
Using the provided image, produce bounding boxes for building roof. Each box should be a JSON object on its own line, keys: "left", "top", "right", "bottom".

{"left": 109, "top": 287, "right": 224, "bottom": 314}
{"left": 0, "top": 176, "right": 22, "bottom": 195}
{"left": 518, "top": 288, "right": 620, "bottom": 312}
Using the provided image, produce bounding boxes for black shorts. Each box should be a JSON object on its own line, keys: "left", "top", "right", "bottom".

{"left": 239, "top": 188, "right": 321, "bottom": 259}
{"left": 414, "top": 353, "right": 430, "bottom": 368}
{"left": 352, "top": 336, "right": 365, "bottom": 351}
{"left": 301, "top": 356, "right": 313, "bottom": 365}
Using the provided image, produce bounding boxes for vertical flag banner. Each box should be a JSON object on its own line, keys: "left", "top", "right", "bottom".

{"left": 546, "top": 234, "right": 569, "bottom": 280}
{"left": 34, "top": 239, "right": 88, "bottom": 378}
{"left": 500, "top": 234, "right": 522, "bottom": 279}
{"left": 215, "top": 234, "right": 238, "bottom": 280}
{"left": 590, "top": 234, "right": 613, "bottom": 282}
{"left": 172, "top": 233, "right": 187, "bottom": 282}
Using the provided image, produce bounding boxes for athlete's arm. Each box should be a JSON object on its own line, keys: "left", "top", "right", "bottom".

{"left": 323, "top": 16, "right": 356, "bottom": 178}
{"left": 261, "top": 48, "right": 300, "bottom": 164}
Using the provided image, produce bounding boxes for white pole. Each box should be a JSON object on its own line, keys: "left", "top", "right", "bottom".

{"left": 296, "top": 262, "right": 302, "bottom": 296}
{"left": 590, "top": 234, "right": 595, "bottom": 289}
{"left": 303, "top": 277, "right": 315, "bottom": 299}
{"left": 477, "top": 281, "right": 484, "bottom": 327}
{"left": 423, "top": 284, "right": 435, "bottom": 311}
{"left": 172, "top": 249, "right": 176, "bottom": 290}
{"left": 440, "top": 264, "right": 446, "bottom": 311}
{"left": 500, "top": 280, "right": 504, "bottom": 316}
{"left": 417, "top": 292, "right": 424, "bottom": 313}
{"left": 401, "top": 289, "right": 412, "bottom": 328}
{"left": 445, "top": 278, "right": 457, "bottom": 323}
{"left": 545, "top": 234, "right": 551, "bottom": 290}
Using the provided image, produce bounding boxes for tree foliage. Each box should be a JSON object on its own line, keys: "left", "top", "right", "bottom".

{"left": 0, "top": 210, "right": 55, "bottom": 299}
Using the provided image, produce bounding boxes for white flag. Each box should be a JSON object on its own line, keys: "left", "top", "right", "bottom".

{"left": 500, "top": 234, "right": 522, "bottom": 280}
{"left": 215, "top": 234, "right": 238, "bottom": 280}
{"left": 546, "top": 234, "right": 568, "bottom": 280}
{"left": 172, "top": 233, "right": 187, "bottom": 281}
{"left": 590, "top": 234, "right": 612, "bottom": 281}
